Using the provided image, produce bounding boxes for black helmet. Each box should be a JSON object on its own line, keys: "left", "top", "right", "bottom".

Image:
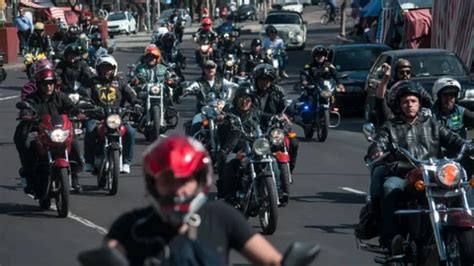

{"left": 64, "top": 43, "right": 80, "bottom": 56}
{"left": 161, "top": 32, "right": 176, "bottom": 47}
{"left": 230, "top": 30, "right": 239, "bottom": 38}
{"left": 233, "top": 82, "right": 255, "bottom": 107}
{"left": 251, "top": 38, "right": 262, "bottom": 47}
{"left": 252, "top": 63, "right": 277, "bottom": 81}
{"left": 265, "top": 25, "right": 277, "bottom": 35}
{"left": 311, "top": 45, "right": 328, "bottom": 58}
{"left": 68, "top": 25, "right": 80, "bottom": 36}
{"left": 91, "top": 32, "right": 102, "bottom": 47}
{"left": 387, "top": 80, "right": 423, "bottom": 113}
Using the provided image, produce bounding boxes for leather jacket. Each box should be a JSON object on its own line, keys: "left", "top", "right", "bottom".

{"left": 253, "top": 84, "right": 287, "bottom": 128}
{"left": 367, "top": 112, "right": 465, "bottom": 177}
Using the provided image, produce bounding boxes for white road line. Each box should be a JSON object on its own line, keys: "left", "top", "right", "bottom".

{"left": 339, "top": 187, "right": 368, "bottom": 195}
{"left": 0, "top": 95, "right": 20, "bottom": 101}
{"left": 26, "top": 194, "right": 108, "bottom": 235}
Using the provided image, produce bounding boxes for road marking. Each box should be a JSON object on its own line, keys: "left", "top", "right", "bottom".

{"left": 27, "top": 194, "right": 108, "bottom": 235}
{"left": 339, "top": 187, "right": 367, "bottom": 195}
{"left": 0, "top": 95, "right": 20, "bottom": 101}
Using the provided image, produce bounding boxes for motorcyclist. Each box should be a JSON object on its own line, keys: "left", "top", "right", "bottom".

{"left": 184, "top": 60, "right": 237, "bottom": 135}
{"left": 168, "top": 8, "right": 180, "bottom": 24}
{"left": 64, "top": 24, "right": 81, "bottom": 45}
{"left": 102, "top": 136, "right": 282, "bottom": 265}
{"left": 51, "top": 22, "right": 68, "bottom": 44}
{"left": 55, "top": 43, "right": 93, "bottom": 94}
{"left": 133, "top": 44, "right": 168, "bottom": 86}
{"left": 14, "top": 68, "right": 84, "bottom": 193}
{"left": 217, "top": 84, "right": 273, "bottom": 201}
{"left": 219, "top": 30, "right": 243, "bottom": 58}
{"left": 21, "top": 58, "right": 54, "bottom": 101}
{"left": 262, "top": 25, "right": 289, "bottom": 78}
{"left": 159, "top": 32, "right": 186, "bottom": 102}
{"left": 239, "top": 38, "right": 267, "bottom": 75}
{"left": 193, "top": 17, "right": 218, "bottom": 44}
{"left": 83, "top": 55, "right": 139, "bottom": 175}
{"left": 27, "top": 22, "right": 52, "bottom": 55}
{"left": 375, "top": 58, "right": 433, "bottom": 126}
{"left": 431, "top": 77, "right": 474, "bottom": 138}
{"left": 366, "top": 80, "right": 467, "bottom": 253}
{"left": 301, "top": 45, "right": 345, "bottom": 95}
{"left": 87, "top": 32, "right": 108, "bottom": 67}
{"left": 194, "top": 33, "right": 223, "bottom": 72}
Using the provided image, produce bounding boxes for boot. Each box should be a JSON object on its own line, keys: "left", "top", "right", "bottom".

{"left": 71, "top": 174, "right": 83, "bottom": 193}
{"left": 19, "top": 167, "right": 34, "bottom": 195}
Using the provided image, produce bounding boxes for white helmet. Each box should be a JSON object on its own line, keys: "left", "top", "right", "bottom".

{"left": 95, "top": 54, "right": 118, "bottom": 76}
{"left": 432, "top": 77, "right": 461, "bottom": 102}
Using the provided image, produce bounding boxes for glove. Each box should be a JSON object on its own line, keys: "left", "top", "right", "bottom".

{"left": 133, "top": 104, "right": 143, "bottom": 114}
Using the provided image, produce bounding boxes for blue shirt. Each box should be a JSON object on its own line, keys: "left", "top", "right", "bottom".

{"left": 262, "top": 37, "right": 285, "bottom": 55}
{"left": 14, "top": 15, "right": 33, "bottom": 32}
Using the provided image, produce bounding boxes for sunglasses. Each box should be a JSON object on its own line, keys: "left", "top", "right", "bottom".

{"left": 203, "top": 23, "right": 211, "bottom": 26}
{"left": 238, "top": 97, "right": 252, "bottom": 103}
{"left": 39, "top": 80, "right": 56, "bottom": 86}
{"left": 397, "top": 70, "right": 411, "bottom": 75}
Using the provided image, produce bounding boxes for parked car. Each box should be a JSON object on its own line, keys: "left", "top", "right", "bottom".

{"left": 273, "top": 0, "right": 304, "bottom": 13}
{"left": 236, "top": 4, "right": 258, "bottom": 22}
{"left": 260, "top": 11, "right": 307, "bottom": 50}
{"left": 107, "top": 11, "right": 137, "bottom": 37}
{"left": 158, "top": 9, "right": 192, "bottom": 27}
{"left": 326, "top": 44, "right": 392, "bottom": 114}
{"left": 364, "top": 49, "right": 474, "bottom": 123}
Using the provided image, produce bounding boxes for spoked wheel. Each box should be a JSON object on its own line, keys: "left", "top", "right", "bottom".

{"left": 258, "top": 176, "right": 278, "bottom": 235}
{"left": 54, "top": 168, "right": 70, "bottom": 218}
{"left": 108, "top": 150, "right": 120, "bottom": 196}
{"left": 320, "top": 14, "right": 329, "bottom": 25}
{"left": 316, "top": 110, "right": 329, "bottom": 142}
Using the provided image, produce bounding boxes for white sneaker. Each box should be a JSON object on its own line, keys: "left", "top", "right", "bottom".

{"left": 84, "top": 163, "right": 94, "bottom": 172}
{"left": 121, "top": 164, "right": 131, "bottom": 174}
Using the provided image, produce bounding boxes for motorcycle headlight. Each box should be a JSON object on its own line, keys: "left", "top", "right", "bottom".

{"left": 215, "top": 100, "right": 225, "bottom": 112}
{"left": 200, "top": 45, "right": 209, "bottom": 52}
{"left": 270, "top": 129, "right": 285, "bottom": 145}
{"left": 106, "top": 114, "right": 122, "bottom": 129}
{"left": 150, "top": 85, "right": 161, "bottom": 95}
{"left": 226, "top": 60, "right": 233, "bottom": 67}
{"left": 68, "top": 93, "right": 80, "bottom": 104}
{"left": 320, "top": 89, "right": 332, "bottom": 99}
{"left": 252, "top": 138, "right": 270, "bottom": 156}
{"left": 49, "top": 129, "right": 69, "bottom": 143}
{"left": 436, "top": 162, "right": 462, "bottom": 188}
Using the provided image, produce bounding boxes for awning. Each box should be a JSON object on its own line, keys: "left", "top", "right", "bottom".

{"left": 20, "top": 0, "right": 46, "bottom": 9}
{"left": 44, "top": 7, "right": 69, "bottom": 23}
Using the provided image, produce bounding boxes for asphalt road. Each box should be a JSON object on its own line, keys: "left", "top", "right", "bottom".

{"left": 0, "top": 6, "right": 375, "bottom": 266}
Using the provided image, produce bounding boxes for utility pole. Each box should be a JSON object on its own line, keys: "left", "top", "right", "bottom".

{"left": 339, "top": 0, "right": 347, "bottom": 37}
{"left": 157, "top": 0, "right": 161, "bottom": 20}
{"left": 146, "top": 0, "right": 151, "bottom": 32}
{"left": 116, "top": 0, "right": 120, "bottom": 11}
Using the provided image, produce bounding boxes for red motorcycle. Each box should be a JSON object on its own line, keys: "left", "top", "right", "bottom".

{"left": 17, "top": 102, "right": 74, "bottom": 218}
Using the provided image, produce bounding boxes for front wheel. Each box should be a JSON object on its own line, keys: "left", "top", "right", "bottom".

{"left": 152, "top": 105, "right": 162, "bottom": 140}
{"left": 444, "top": 230, "right": 474, "bottom": 266}
{"left": 55, "top": 168, "right": 70, "bottom": 218}
{"left": 317, "top": 110, "right": 329, "bottom": 142}
{"left": 259, "top": 176, "right": 278, "bottom": 235}
{"left": 304, "top": 127, "right": 314, "bottom": 140}
{"left": 320, "top": 14, "right": 329, "bottom": 25}
{"left": 109, "top": 150, "right": 120, "bottom": 196}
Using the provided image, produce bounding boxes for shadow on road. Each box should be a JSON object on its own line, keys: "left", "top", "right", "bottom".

{"left": 0, "top": 184, "right": 21, "bottom": 191}
{"left": 304, "top": 223, "right": 355, "bottom": 234}
{"left": 291, "top": 191, "right": 365, "bottom": 204}
{"left": 0, "top": 202, "right": 57, "bottom": 218}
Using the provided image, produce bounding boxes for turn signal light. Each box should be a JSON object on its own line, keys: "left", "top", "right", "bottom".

{"left": 288, "top": 131, "right": 297, "bottom": 138}
{"left": 415, "top": 180, "right": 425, "bottom": 191}
{"left": 202, "top": 118, "right": 209, "bottom": 127}
{"left": 470, "top": 178, "right": 474, "bottom": 188}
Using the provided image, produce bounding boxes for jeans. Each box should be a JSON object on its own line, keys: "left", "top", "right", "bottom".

{"left": 276, "top": 53, "right": 288, "bottom": 72}
{"left": 381, "top": 176, "right": 407, "bottom": 247}
{"left": 17, "top": 30, "right": 30, "bottom": 55}
{"left": 83, "top": 119, "right": 135, "bottom": 165}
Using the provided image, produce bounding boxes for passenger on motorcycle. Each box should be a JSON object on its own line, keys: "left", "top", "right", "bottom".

{"left": 367, "top": 80, "right": 467, "bottom": 253}
{"left": 103, "top": 136, "right": 282, "bottom": 265}
{"left": 184, "top": 60, "right": 237, "bottom": 135}
{"left": 14, "top": 68, "right": 84, "bottom": 193}
{"left": 87, "top": 32, "right": 108, "bottom": 67}
{"left": 216, "top": 84, "right": 273, "bottom": 202}
{"left": 431, "top": 77, "right": 474, "bottom": 138}
{"left": 27, "top": 22, "right": 52, "bottom": 55}
{"left": 21, "top": 58, "right": 54, "bottom": 100}
{"left": 252, "top": 64, "right": 299, "bottom": 177}
{"left": 262, "top": 25, "right": 289, "bottom": 78}
{"left": 83, "top": 55, "right": 140, "bottom": 174}
{"left": 301, "top": 45, "right": 345, "bottom": 95}
{"left": 55, "top": 43, "right": 93, "bottom": 94}
{"left": 193, "top": 17, "right": 218, "bottom": 44}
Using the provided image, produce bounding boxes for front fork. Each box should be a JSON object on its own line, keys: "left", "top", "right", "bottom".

{"left": 102, "top": 136, "right": 123, "bottom": 173}
{"left": 48, "top": 150, "right": 71, "bottom": 192}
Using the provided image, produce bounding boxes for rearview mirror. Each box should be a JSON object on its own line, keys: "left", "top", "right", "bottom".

{"left": 281, "top": 242, "right": 320, "bottom": 266}
{"left": 362, "top": 123, "right": 375, "bottom": 142}
{"left": 16, "top": 101, "right": 32, "bottom": 110}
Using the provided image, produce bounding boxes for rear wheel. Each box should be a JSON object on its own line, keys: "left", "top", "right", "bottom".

{"left": 108, "top": 150, "right": 120, "bottom": 196}
{"left": 55, "top": 168, "right": 70, "bottom": 218}
{"left": 320, "top": 14, "right": 329, "bottom": 25}
{"left": 152, "top": 105, "right": 162, "bottom": 140}
{"left": 259, "top": 176, "right": 278, "bottom": 235}
{"left": 317, "top": 110, "right": 329, "bottom": 142}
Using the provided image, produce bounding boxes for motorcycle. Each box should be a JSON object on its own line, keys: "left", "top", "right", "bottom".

{"left": 223, "top": 53, "right": 239, "bottom": 81}
{"left": 358, "top": 123, "right": 474, "bottom": 265}
{"left": 226, "top": 113, "right": 279, "bottom": 235}
{"left": 16, "top": 102, "right": 74, "bottom": 218}
{"left": 291, "top": 71, "right": 341, "bottom": 141}
{"left": 135, "top": 80, "right": 179, "bottom": 141}
{"left": 174, "top": 16, "right": 186, "bottom": 42}
{"left": 320, "top": 4, "right": 341, "bottom": 25}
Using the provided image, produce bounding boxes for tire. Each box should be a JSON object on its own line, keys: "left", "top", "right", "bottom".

{"left": 152, "top": 105, "right": 162, "bottom": 140}
{"left": 259, "top": 176, "right": 278, "bottom": 235}
{"left": 108, "top": 150, "right": 120, "bottom": 196}
{"left": 444, "top": 230, "right": 474, "bottom": 266}
{"left": 55, "top": 168, "right": 70, "bottom": 218}
{"left": 317, "top": 110, "right": 329, "bottom": 142}
{"left": 320, "top": 14, "right": 329, "bottom": 25}
{"left": 304, "top": 127, "right": 314, "bottom": 140}
{"left": 279, "top": 163, "right": 291, "bottom": 193}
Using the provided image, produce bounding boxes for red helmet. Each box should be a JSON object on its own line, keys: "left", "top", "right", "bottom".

{"left": 201, "top": 17, "right": 212, "bottom": 31}
{"left": 143, "top": 135, "right": 213, "bottom": 226}
{"left": 35, "top": 68, "right": 56, "bottom": 84}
